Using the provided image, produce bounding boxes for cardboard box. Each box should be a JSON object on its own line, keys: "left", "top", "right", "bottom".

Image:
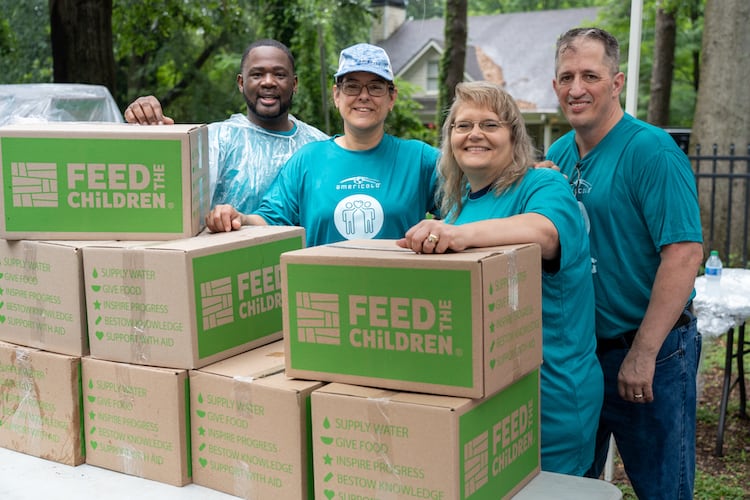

{"left": 83, "top": 226, "right": 305, "bottom": 369}
{"left": 312, "top": 369, "right": 540, "bottom": 500}
{"left": 0, "top": 340, "right": 83, "bottom": 466}
{"left": 190, "top": 341, "right": 324, "bottom": 499}
{"left": 0, "top": 239, "right": 111, "bottom": 356}
{"left": 282, "top": 240, "right": 542, "bottom": 398}
{"left": 0, "top": 122, "right": 210, "bottom": 240}
{"left": 82, "top": 356, "right": 191, "bottom": 486}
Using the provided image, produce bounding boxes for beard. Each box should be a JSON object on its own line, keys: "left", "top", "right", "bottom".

{"left": 245, "top": 92, "right": 294, "bottom": 121}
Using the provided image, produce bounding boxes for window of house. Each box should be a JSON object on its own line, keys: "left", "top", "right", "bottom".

{"left": 426, "top": 60, "right": 439, "bottom": 92}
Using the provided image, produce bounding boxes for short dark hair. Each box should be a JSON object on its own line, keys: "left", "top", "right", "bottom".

{"left": 555, "top": 27, "right": 620, "bottom": 75}
{"left": 240, "top": 39, "right": 295, "bottom": 73}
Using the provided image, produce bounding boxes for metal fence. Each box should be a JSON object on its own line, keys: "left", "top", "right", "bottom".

{"left": 691, "top": 144, "right": 750, "bottom": 269}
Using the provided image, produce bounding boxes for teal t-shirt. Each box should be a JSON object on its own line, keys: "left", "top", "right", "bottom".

{"left": 254, "top": 134, "right": 439, "bottom": 247}
{"left": 453, "top": 168, "right": 603, "bottom": 476}
{"left": 546, "top": 113, "right": 703, "bottom": 337}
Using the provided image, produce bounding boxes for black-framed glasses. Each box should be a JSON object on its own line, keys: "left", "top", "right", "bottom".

{"left": 451, "top": 120, "right": 505, "bottom": 134}
{"left": 338, "top": 81, "right": 392, "bottom": 97}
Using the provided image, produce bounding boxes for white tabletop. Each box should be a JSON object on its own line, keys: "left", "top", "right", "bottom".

{"left": 0, "top": 447, "right": 235, "bottom": 500}
{"left": 0, "top": 446, "right": 621, "bottom": 499}
{"left": 694, "top": 268, "right": 750, "bottom": 337}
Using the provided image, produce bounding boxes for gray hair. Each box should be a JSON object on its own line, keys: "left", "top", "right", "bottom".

{"left": 555, "top": 27, "right": 620, "bottom": 76}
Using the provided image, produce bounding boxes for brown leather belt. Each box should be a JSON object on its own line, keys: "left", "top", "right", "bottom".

{"left": 596, "top": 311, "right": 693, "bottom": 354}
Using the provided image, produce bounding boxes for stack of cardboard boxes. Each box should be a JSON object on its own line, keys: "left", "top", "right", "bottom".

{"left": 0, "top": 123, "right": 315, "bottom": 496}
{"left": 0, "top": 122, "right": 545, "bottom": 500}
{"left": 281, "top": 238, "right": 544, "bottom": 499}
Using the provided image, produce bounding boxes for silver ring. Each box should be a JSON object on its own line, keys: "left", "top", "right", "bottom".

{"left": 634, "top": 394, "right": 643, "bottom": 399}
{"left": 427, "top": 233, "right": 439, "bottom": 244}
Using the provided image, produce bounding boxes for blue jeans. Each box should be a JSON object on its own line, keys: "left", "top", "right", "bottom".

{"left": 587, "top": 312, "right": 701, "bottom": 499}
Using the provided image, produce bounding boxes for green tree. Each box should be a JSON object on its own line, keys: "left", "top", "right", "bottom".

{"left": 647, "top": 2, "right": 677, "bottom": 126}
{"left": 467, "top": 0, "right": 598, "bottom": 15}
{"left": 595, "top": 0, "right": 703, "bottom": 126}
{"left": 50, "top": 0, "right": 116, "bottom": 92}
{"left": 436, "top": 0, "right": 467, "bottom": 128}
{"left": 407, "top": 0, "right": 444, "bottom": 19}
{"left": 691, "top": 0, "right": 750, "bottom": 261}
{"left": 113, "top": 0, "right": 258, "bottom": 122}
{"left": 0, "top": 0, "right": 52, "bottom": 83}
{"left": 388, "top": 79, "right": 439, "bottom": 145}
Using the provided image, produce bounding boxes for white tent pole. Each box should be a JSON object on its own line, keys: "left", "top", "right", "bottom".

{"left": 625, "top": 0, "right": 643, "bottom": 117}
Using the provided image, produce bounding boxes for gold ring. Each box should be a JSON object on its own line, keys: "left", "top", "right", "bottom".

{"left": 427, "top": 233, "right": 439, "bottom": 244}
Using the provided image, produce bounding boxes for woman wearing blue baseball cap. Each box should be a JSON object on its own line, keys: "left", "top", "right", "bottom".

{"left": 205, "top": 43, "right": 439, "bottom": 248}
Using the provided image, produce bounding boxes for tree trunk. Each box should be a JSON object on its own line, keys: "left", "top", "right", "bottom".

{"left": 646, "top": 7, "right": 676, "bottom": 126}
{"left": 49, "top": 0, "right": 116, "bottom": 93}
{"left": 691, "top": 0, "right": 750, "bottom": 264}
{"left": 436, "top": 0, "right": 467, "bottom": 128}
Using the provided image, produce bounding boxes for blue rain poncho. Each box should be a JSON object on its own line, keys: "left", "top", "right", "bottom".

{"left": 208, "top": 113, "right": 328, "bottom": 213}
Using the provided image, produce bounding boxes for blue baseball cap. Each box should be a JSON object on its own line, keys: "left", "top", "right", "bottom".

{"left": 334, "top": 43, "right": 394, "bottom": 82}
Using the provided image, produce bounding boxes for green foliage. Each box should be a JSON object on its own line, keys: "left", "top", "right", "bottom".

{"left": 695, "top": 470, "right": 748, "bottom": 499}
{"left": 594, "top": 0, "right": 703, "bottom": 125}
{"left": 387, "top": 80, "right": 440, "bottom": 146}
{"left": 617, "top": 484, "right": 637, "bottom": 499}
{"left": 467, "top": 0, "right": 598, "bottom": 16}
{"left": 0, "top": 0, "right": 52, "bottom": 83}
{"left": 112, "top": 0, "right": 257, "bottom": 121}
{"left": 0, "top": 0, "right": 705, "bottom": 133}
{"left": 407, "top": 0, "right": 445, "bottom": 20}
{"left": 0, "top": 16, "right": 12, "bottom": 57}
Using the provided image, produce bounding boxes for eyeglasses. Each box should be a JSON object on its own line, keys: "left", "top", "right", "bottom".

{"left": 451, "top": 120, "right": 505, "bottom": 134}
{"left": 338, "top": 81, "right": 392, "bottom": 97}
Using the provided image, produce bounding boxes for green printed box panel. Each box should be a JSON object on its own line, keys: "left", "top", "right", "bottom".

{"left": 82, "top": 359, "right": 190, "bottom": 486}
{"left": 1, "top": 137, "right": 185, "bottom": 233}
{"left": 194, "top": 237, "right": 302, "bottom": 359}
{"left": 286, "top": 263, "right": 475, "bottom": 388}
{"left": 459, "top": 370, "right": 539, "bottom": 499}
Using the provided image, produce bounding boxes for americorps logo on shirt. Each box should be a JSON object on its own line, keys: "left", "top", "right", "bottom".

{"left": 333, "top": 177, "right": 384, "bottom": 239}
{"left": 336, "top": 176, "right": 381, "bottom": 191}
{"left": 333, "top": 194, "right": 384, "bottom": 240}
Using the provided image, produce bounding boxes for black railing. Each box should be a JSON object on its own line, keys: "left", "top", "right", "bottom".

{"left": 692, "top": 144, "right": 750, "bottom": 269}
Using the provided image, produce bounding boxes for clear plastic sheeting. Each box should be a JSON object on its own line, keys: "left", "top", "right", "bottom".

{"left": 0, "top": 83, "right": 124, "bottom": 126}
{"left": 694, "top": 268, "right": 750, "bottom": 337}
{"left": 208, "top": 113, "right": 328, "bottom": 213}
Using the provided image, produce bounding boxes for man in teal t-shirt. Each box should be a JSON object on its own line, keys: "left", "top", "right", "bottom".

{"left": 545, "top": 28, "right": 703, "bottom": 500}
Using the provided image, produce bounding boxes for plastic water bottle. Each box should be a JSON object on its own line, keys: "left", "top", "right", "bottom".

{"left": 704, "top": 250, "right": 723, "bottom": 296}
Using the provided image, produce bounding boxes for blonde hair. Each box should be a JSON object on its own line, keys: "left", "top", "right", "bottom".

{"left": 438, "top": 81, "right": 537, "bottom": 221}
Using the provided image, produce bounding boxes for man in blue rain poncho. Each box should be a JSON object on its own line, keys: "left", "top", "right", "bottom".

{"left": 124, "top": 39, "right": 328, "bottom": 213}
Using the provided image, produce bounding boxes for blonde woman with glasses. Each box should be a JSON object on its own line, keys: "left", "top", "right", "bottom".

{"left": 399, "top": 81, "right": 603, "bottom": 476}
{"left": 205, "top": 43, "right": 439, "bottom": 248}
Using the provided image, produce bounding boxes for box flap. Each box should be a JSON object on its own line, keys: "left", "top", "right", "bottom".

{"left": 195, "top": 340, "right": 286, "bottom": 378}
{"left": 0, "top": 122, "right": 206, "bottom": 136}
{"left": 315, "top": 382, "right": 471, "bottom": 410}
{"left": 283, "top": 239, "right": 539, "bottom": 266}
{"left": 149, "top": 226, "right": 305, "bottom": 252}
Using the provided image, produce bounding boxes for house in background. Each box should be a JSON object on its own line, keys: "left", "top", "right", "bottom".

{"left": 371, "top": 1, "right": 600, "bottom": 153}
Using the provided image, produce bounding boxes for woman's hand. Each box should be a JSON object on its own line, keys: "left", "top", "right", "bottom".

{"left": 397, "top": 220, "right": 468, "bottom": 254}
